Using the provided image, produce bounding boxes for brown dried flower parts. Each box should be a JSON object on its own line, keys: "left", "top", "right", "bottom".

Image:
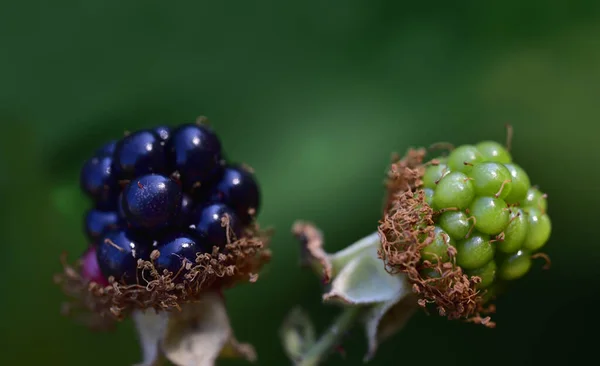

{"left": 378, "top": 148, "right": 495, "bottom": 327}
{"left": 54, "top": 223, "right": 271, "bottom": 326}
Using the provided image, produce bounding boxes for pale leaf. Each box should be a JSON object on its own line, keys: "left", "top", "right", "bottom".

{"left": 363, "top": 290, "right": 418, "bottom": 362}
{"left": 132, "top": 309, "right": 170, "bottom": 366}
{"left": 329, "top": 231, "right": 381, "bottom": 273}
{"left": 323, "top": 253, "right": 406, "bottom": 305}
{"left": 161, "top": 292, "right": 256, "bottom": 366}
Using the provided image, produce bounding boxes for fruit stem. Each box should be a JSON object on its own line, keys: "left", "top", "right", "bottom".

{"left": 531, "top": 252, "right": 552, "bottom": 270}
{"left": 295, "top": 306, "right": 363, "bottom": 366}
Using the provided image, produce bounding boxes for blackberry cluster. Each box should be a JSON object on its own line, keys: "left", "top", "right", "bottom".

{"left": 420, "top": 141, "right": 551, "bottom": 286}
{"left": 78, "top": 122, "right": 260, "bottom": 286}
{"left": 380, "top": 138, "right": 551, "bottom": 324}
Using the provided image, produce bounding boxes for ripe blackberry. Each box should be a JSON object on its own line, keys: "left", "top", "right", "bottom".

{"left": 121, "top": 174, "right": 182, "bottom": 230}
{"left": 96, "top": 229, "right": 150, "bottom": 283}
{"left": 57, "top": 118, "right": 270, "bottom": 323}
{"left": 117, "top": 191, "right": 127, "bottom": 221}
{"left": 113, "top": 130, "right": 168, "bottom": 179}
{"left": 177, "top": 193, "right": 194, "bottom": 225}
{"left": 80, "top": 155, "right": 119, "bottom": 210}
{"left": 84, "top": 209, "right": 121, "bottom": 243}
{"left": 210, "top": 165, "right": 260, "bottom": 224}
{"left": 191, "top": 203, "right": 243, "bottom": 250}
{"left": 154, "top": 234, "right": 203, "bottom": 279}
{"left": 380, "top": 128, "right": 551, "bottom": 326}
{"left": 167, "top": 123, "right": 222, "bottom": 192}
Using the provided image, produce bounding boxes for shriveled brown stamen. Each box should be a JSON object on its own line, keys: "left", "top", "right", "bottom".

{"left": 240, "top": 163, "right": 255, "bottom": 174}
{"left": 465, "top": 216, "right": 477, "bottom": 239}
{"left": 531, "top": 252, "right": 551, "bottom": 270}
{"left": 434, "top": 207, "right": 459, "bottom": 215}
{"left": 55, "top": 223, "right": 271, "bottom": 323}
{"left": 434, "top": 167, "right": 450, "bottom": 185}
{"left": 465, "top": 314, "right": 496, "bottom": 328}
{"left": 540, "top": 193, "right": 548, "bottom": 214}
{"left": 378, "top": 148, "right": 493, "bottom": 325}
{"left": 489, "top": 236, "right": 502, "bottom": 244}
{"left": 104, "top": 238, "right": 125, "bottom": 252}
{"left": 425, "top": 159, "right": 442, "bottom": 167}
{"left": 195, "top": 115, "right": 209, "bottom": 125}
{"left": 170, "top": 170, "right": 181, "bottom": 181}
{"left": 494, "top": 179, "right": 512, "bottom": 198}
{"left": 378, "top": 189, "right": 481, "bottom": 321}
{"left": 382, "top": 148, "right": 427, "bottom": 213}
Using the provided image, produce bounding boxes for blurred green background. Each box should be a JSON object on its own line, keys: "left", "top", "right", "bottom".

{"left": 1, "top": 1, "right": 599, "bottom": 365}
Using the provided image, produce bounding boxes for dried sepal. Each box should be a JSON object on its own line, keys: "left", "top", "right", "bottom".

{"left": 292, "top": 221, "right": 333, "bottom": 283}
{"left": 132, "top": 292, "right": 255, "bottom": 366}
{"left": 379, "top": 148, "right": 494, "bottom": 326}
{"left": 54, "top": 223, "right": 271, "bottom": 322}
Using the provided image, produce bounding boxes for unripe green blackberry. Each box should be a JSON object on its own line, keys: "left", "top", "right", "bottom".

{"left": 420, "top": 226, "right": 453, "bottom": 263}
{"left": 468, "top": 259, "right": 497, "bottom": 289}
{"left": 498, "top": 250, "right": 532, "bottom": 280}
{"left": 380, "top": 129, "right": 551, "bottom": 326}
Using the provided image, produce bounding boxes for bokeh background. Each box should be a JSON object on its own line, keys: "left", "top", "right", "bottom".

{"left": 1, "top": 1, "right": 599, "bottom": 365}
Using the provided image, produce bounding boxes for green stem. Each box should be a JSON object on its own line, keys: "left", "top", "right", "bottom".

{"left": 296, "top": 306, "right": 363, "bottom": 366}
